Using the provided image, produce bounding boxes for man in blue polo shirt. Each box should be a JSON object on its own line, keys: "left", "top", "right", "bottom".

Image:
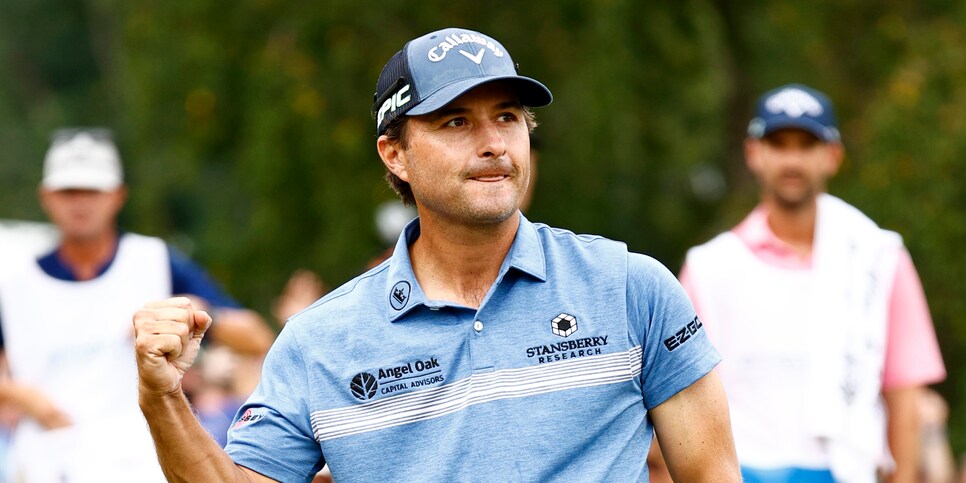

{"left": 133, "top": 27, "right": 740, "bottom": 482}
{"left": 0, "top": 128, "right": 274, "bottom": 481}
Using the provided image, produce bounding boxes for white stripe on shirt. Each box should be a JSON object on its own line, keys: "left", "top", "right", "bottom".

{"left": 311, "top": 346, "right": 643, "bottom": 441}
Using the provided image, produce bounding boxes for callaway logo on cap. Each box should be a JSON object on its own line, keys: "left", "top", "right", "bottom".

{"left": 747, "top": 83, "right": 840, "bottom": 142}
{"left": 371, "top": 27, "right": 553, "bottom": 135}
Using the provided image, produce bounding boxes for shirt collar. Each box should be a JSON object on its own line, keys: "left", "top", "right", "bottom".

{"left": 384, "top": 219, "right": 428, "bottom": 321}
{"left": 503, "top": 213, "right": 547, "bottom": 282}
{"left": 732, "top": 204, "right": 776, "bottom": 251}
{"left": 36, "top": 231, "right": 122, "bottom": 281}
{"left": 384, "top": 212, "right": 547, "bottom": 322}
{"left": 732, "top": 203, "right": 811, "bottom": 264}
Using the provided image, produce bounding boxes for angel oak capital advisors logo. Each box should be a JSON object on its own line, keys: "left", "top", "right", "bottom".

{"left": 350, "top": 372, "right": 378, "bottom": 400}
{"left": 350, "top": 357, "right": 446, "bottom": 401}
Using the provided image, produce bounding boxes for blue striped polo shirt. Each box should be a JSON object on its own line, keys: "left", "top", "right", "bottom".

{"left": 226, "top": 214, "right": 720, "bottom": 482}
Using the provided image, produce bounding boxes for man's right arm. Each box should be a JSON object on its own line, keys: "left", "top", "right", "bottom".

{"left": 648, "top": 371, "right": 740, "bottom": 482}
{"left": 133, "top": 297, "right": 277, "bottom": 483}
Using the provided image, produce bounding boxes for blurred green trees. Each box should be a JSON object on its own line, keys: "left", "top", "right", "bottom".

{"left": 2, "top": 0, "right": 965, "bottom": 452}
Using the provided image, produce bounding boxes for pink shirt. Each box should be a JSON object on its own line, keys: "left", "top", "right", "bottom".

{"left": 681, "top": 204, "right": 945, "bottom": 390}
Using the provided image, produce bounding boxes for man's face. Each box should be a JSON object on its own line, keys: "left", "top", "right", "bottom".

{"left": 745, "top": 128, "right": 842, "bottom": 210}
{"left": 380, "top": 82, "right": 531, "bottom": 226}
{"left": 39, "top": 187, "right": 126, "bottom": 241}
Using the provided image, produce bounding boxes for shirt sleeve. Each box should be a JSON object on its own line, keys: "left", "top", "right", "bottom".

{"left": 168, "top": 245, "right": 241, "bottom": 309}
{"left": 225, "top": 323, "right": 324, "bottom": 481}
{"left": 881, "top": 249, "right": 946, "bottom": 390}
{"left": 628, "top": 253, "right": 721, "bottom": 409}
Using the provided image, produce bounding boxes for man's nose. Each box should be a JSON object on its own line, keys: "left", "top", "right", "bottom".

{"left": 475, "top": 121, "right": 508, "bottom": 158}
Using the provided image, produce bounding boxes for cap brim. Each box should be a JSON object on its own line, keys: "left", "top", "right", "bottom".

{"left": 408, "top": 75, "right": 552, "bottom": 116}
{"left": 42, "top": 170, "right": 122, "bottom": 191}
{"left": 762, "top": 117, "right": 839, "bottom": 142}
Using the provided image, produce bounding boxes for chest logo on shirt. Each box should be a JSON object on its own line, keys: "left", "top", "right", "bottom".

{"left": 551, "top": 313, "right": 578, "bottom": 337}
{"left": 350, "top": 372, "right": 379, "bottom": 400}
{"left": 350, "top": 356, "right": 446, "bottom": 401}
{"left": 526, "top": 313, "right": 610, "bottom": 364}
{"left": 389, "top": 281, "right": 411, "bottom": 311}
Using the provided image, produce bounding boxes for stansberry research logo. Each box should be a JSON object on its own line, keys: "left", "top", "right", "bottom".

{"left": 551, "top": 313, "right": 577, "bottom": 337}
{"left": 350, "top": 372, "right": 379, "bottom": 400}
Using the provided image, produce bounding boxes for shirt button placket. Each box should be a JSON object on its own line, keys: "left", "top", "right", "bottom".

{"left": 470, "top": 318, "right": 493, "bottom": 372}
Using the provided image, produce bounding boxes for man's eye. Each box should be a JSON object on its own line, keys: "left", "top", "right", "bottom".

{"left": 498, "top": 113, "right": 518, "bottom": 122}
{"left": 444, "top": 118, "right": 467, "bottom": 127}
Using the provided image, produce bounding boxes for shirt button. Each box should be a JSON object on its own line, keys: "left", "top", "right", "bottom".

{"left": 474, "top": 320, "right": 484, "bottom": 332}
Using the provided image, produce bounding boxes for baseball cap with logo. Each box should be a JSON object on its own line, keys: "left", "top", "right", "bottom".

{"left": 372, "top": 27, "right": 553, "bottom": 135}
{"left": 747, "top": 84, "right": 840, "bottom": 142}
{"left": 42, "top": 128, "right": 123, "bottom": 191}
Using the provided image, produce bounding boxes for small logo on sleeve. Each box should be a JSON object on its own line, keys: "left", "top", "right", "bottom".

{"left": 663, "top": 316, "right": 704, "bottom": 351}
{"left": 233, "top": 408, "right": 265, "bottom": 429}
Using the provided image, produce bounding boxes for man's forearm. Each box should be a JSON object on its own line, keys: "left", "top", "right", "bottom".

{"left": 140, "top": 390, "right": 253, "bottom": 483}
{"left": 884, "top": 386, "right": 921, "bottom": 483}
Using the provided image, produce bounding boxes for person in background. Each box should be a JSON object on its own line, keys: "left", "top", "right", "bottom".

{"left": 0, "top": 128, "right": 274, "bottom": 482}
{"left": 670, "top": 84, "right": 946, "bottom": 483}
{"left": 271, "top": 269, "right": 328, "bottom": 325}
{"left": 132, "top": 27, "right": 740, "bottom": 482}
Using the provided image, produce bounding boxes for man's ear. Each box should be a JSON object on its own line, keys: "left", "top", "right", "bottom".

{"left": 824, "top": 142, "right": 845, "bottom": 177}
{"left": 744, "top": 138, "right": 762, "bottom": 174}
{"left": 109, "top": 185, "right": 129, "bottom": 216}
{"left": 37, "top": 186, "right": 52, "bottom": 215}
{"left": 377, "top": 135, "right": 410, "bottom": 183}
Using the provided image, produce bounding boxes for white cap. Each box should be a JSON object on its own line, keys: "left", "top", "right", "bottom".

{"left": 42, "top": 130, "right": 123, "bottom": 191}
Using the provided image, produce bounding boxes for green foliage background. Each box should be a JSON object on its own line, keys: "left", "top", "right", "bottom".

{"left": 2, "top": 0, "right": 965, "bottom": 454}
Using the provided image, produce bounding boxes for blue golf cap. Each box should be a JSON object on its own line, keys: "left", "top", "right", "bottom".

{"left": 747, "top": 84, "right": 840, "bottom": 142}
{"left": 372, "top": 28, "right": 553, "bottom": 135}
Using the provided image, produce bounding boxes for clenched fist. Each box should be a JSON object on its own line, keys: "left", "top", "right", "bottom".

{"left": 133, "top": 297, "right": 212, "bottom": 398}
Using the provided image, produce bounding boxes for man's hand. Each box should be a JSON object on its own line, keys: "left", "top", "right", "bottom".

{"left": 19, "top": 385, "right": 73, "bottom": 429}
{"left": 272, "top": 269, "right": 326, "bottom": 324}
{"left": 133, "top": 297, "right": 212, "bottom": 398}
{"left": 0, "top": 382, "right": 73, "bottom": 429}
{"left": 132, "top": 298, "right": 278, "bottom": 482}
